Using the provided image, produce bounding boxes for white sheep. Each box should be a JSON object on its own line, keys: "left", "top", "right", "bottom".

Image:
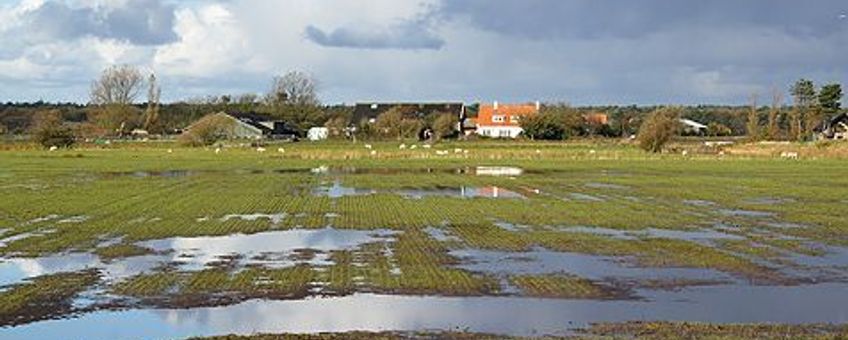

{"left": 454, "top": 148, "right": 463, "bottom": 154}
{"left": 435, "top": 150, "right": 449, "bottom": 156}
{"left": 423, "top": 144, "right": 432, "bottom": 149}
{"left": 167, "top": 149, "right": 173, "bottom": 154}
{"left": 49, "top": 146, "right": 58, "bottom": 151}
{"left": 370, "top": 150, "right": 377, "bottom": 156}
{"left": 364, "top": 144, "right": 373, "bottom": 149}
{"left": 780, "top": 151, "right": 799, "bottom": 160}
{"left": 277, "top": 148, "right": 285, "bottom": 153}
{"left": 256, "top": 147, "right": 266, "bottom": 153}
{"left": 463, "top": 149, "right": 469, "bottom": 154}
{"left": 681, "top": 150, "right": 689, "bottom": 157}
{"left": 410, "top": 145, "right": 418, "bottom": 150}
{"left": 215, "top": 148, "right": 221, "bottom": 154}
{"left": 535, "top": 149, "right": 541, "bottom": 154}
{"left": 589, "top": 149, "right": 597, "bottom": 155}
{"left": 399, "top": 144, "right": 407, "bottom": 150}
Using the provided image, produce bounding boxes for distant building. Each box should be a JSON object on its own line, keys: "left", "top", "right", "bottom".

{"left": 352, "top": 102, "right": 465, "bottom": 124}
{"left": 817, "top": 113, "right": 848, "bottom": 140}
{"left": 187, "top": 112, "right": 298, "bottom": 140}
{"left": 475, "top": 101, "right": 540, "bottom": 138}
{"left": 679, "top": 118, "right": 708, "bottom": 135}
{"left": 307, "top": 127, "right": 329, "bottom": 141}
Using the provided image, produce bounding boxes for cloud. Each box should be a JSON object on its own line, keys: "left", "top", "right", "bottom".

{"left": 304, "top": 20, "right": 445, "bottom": 50}
{"left": 10, "top": 0, "right": 177, "bottom": 45}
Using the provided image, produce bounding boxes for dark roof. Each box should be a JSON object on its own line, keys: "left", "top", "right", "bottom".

{"left": 353, "top": 103, "right": 464, "bottom": 123}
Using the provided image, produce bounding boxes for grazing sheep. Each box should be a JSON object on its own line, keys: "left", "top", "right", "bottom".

{"left": 435, "top": 150, "right": 449, "bottom": 156}
{"left": 589, "top": 149, "right": 597, "bottom": 155}
{"left": 364, "top": 144, "right": 373, "bottom": 149}
{"left": 410, "top": 145, "right": 418, "bottom": 150}
{"left": 463, "top": 149, "right": 469, "bottom": 154}
{"left": 370, "top": 150, "right": 377, "bottom": 156}
{"left": 256, "top": 147, "right": 266, "bottom": 153}
{"left": 167, "top": 149, "right": 173, "bottom": 153}
{"left": 215, "top": 148, "right": 221, "bottom": 154}
{"left": 454, "top": 148, "right": 463, "bottom": 154}
{"left": 423, "top": 144, "right": 432, "bottom": 149}
{"left": 780, "top": 151, "right": 799, "bottom": 160}
{"left": 681, "top": 150, "right": 689, "bottom": 157}
{"left": 49, "top": 146, "right": 58, "bottom": 151}
{"left": 535, "top": 149, "right": 541, "bottom": 154}
{"left": 277, "top": 148, "right": 285, "bottom": 153}
{"left": 399, "top": 144, "right": 407, "bottom": 150}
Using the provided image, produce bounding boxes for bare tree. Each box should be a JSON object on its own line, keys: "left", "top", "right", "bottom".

{"left": 767, "top": 89, "right": 783, "bottom": 141}
{"left": 142, "top": 73, "right": 161, "bottom": 132}
{"left": 746, "top": 93, "right": 760, "bottom": 141}
{"left": 90, "top": 65, "right": 144, "bottom": 105}
{"left": 267, "top": 71, "right": 319, "bottom": 106}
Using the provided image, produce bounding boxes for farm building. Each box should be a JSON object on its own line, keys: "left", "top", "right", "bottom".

{"left": 187, "top": 112, "right": 298, "bottom": 140}
{"left": 352, "top": 102, "right": 465, "bottom": 124}
{"left": 817, "top": 113, "right": 848, "bottom": 140}
{"left": 475, "top": 101, "right": 540, "bottom": 138}
{"left": 679, "top": 118, "right": 708, "bottom": 135}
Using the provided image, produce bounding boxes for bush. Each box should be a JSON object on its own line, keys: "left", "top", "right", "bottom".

{"left": 637, "top": 107, "right": 681, "bottom": 153}
{"left": 432, "top": 113, "right": 459, "bottom": 139}
{"left": 31, "top": 110, "right": 75, "bottom": 148}
{"left": 520, "top": 111, "right": 566, "bottom": 140}
{"left": 178, "top": 114, "right": 236, "bottom": 146}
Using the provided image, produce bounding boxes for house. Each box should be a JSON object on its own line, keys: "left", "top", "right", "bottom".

{"left": 352, "top": 102, "right": 465, "bottom": 124}
{"left": 475, "top": 101, "right": 540, "bottom": 138}
{"left": 818, "top": 113, "right": 848, "bottom": 140}
{"left": 187, "top": 112, "right": 298, "bottom": 140}
{"left": 679, "top": 118, "right": 708, "bottom": 135}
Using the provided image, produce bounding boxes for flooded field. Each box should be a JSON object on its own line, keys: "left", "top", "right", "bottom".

{"left": 1, "top": 145, "right": 847, "bottom": 339}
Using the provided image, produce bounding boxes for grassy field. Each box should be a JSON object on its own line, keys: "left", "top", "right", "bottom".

{"left": 1, "top": 139, "right": 847, "bottom": 329}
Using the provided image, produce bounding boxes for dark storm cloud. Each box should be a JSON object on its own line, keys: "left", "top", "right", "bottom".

{"left": 304, "top": 19, "right": 445, "bottom": 50}
{"left": 21, "top": 0, "right": 177, "bottom": 45}
{"left": 437, "top": 0, "right": 848, "bottom": 40}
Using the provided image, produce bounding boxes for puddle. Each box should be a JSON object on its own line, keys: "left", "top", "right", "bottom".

{"left": 683, "top": 200, "right": 718, "bottom": 207}
{"left": 220, "top": 213, "right": 287, "bottom": 225}
{"left": 313, "top": 181, "right": 525, "bottom": 199}
{"left": 557, "top": 226, "right": 743, "bottom": 242}
{"left": 494, "top": 221, "right": 531, "bottom": 232}
{"left": 584, "top": 182, "right": 629, "bottom": 190}
{"left": 745, "top": 197, "right": 796, "bottom": 205}
{"left": 6, "top": 284, "right": 848, "bottom": 339}
{"left": 567, "top": 193, "right": 605, "bottom": 202}
{"left": 139, "top": 228, "right": 398, "bottom": 271}
{"left": 450, "top": 247, "right": 734, "bottom": 283}
{"left": 103, "top": 170, "right": 195, "bottom": 178}
{"left": 719, "top": 209, "right": 776, "bottom": 218}
{"left": 0, "top": 229, "right": 398, "bottom": 287}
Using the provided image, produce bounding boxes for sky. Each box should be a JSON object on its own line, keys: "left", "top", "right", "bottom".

{"left": 0, "top": 0, "right": 846, "bottom": 105}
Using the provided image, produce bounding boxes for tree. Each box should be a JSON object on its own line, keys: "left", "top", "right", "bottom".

{"left": 519, "top": 111, "right": 566, "bottom": 140}
{"left": 746, "top": 93, "right": 760, "bottom": 141}
{"left": 178, "top": 114, "right": 236, "bottom": 146}
{"left": 819, "top": 83, "right": 843, "bottom": 116}
{"left": 89, "top": 104, "right": 142, "bottom": 136}
{"left": 767, "top": 89, "right": 783, "bottom": 140}
{"left": 268, "top": 71, "right": 319, "bottom": 106}
{"left": 637, "top": 107, "right": 681, "bottom": 153}
{"left": 90, "top": 65, "right": 144, "bottom": 105}
{"left": 432, "top": 113, "right": 459, "bottom": 139}
{"left": 790, "top": 79, "right": 816, "bottom": 141}
{"left": 142, "top": 73, "right": 161, "bottom": 133}
{"left": 324, "top": 117, "right": 349, "bottom": 139}
{"left": 706, "top": 122, "right": 732, "bottom": 137}
{"left": 266, "top": 71, "right": 322, "bottom": 135}
{"left": 31, "top": 110, "right": 75, "bottom": 148}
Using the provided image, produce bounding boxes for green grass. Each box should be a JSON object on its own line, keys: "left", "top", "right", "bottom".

{"left": 1, "top": 140, "right": 847, "bottom": 307}
{"left": 0, "top": 270, "right": 99, "bottom": 326}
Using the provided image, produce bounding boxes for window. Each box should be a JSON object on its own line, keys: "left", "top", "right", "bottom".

{"left": 510, "top": 115, "right": 520, "bottom": 123}
{"left": 499, "top": 129, "right": 511, "bottom": 138}
{"left": 492, "top": 115, "right": 505, "bottom": 123}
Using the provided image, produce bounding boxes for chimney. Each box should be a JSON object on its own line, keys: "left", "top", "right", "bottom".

{"left": 493, "top": 101, "right": 498, "bottom": 111}
{"left": 535, "top": 101, "right": 541, "bottom": 111}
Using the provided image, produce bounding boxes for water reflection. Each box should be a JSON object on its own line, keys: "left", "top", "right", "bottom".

{"left": 313, "top": 181, "right": 526, "bottom": 199}
{"left": 5, "top": 284, "right": 848, "bottom": 339}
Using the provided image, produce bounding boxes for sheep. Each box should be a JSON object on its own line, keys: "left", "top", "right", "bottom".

{"left": 423, "top": 144, "right": 432, "bottom": 149}
{"left": 410, "top": 145, "right": 418, "bottom": 150}
{"left": 215, "top": 148, "right": 222, "bottom": 154}
{"left": 256, "top": 147, "right": 266, "bottom": 153}
{"left": 167, "top": 149, "right": 173, "bottom": 154}
{"left": 277, "top": 148, "right": 285, "bottom": 153}
{"left": 589, "top": 149, "right": 597, "bottom": 155}
{"left": 48, "top": 146, "right": 58, "bottom": 151}
{"left": 370, "top": 150, "right": 377, "bottom": 156}
{"left": 435, "top": 150, "right": 449, "bottom": 156}
{"left": 463, "top": 149, "right": 469, "bottom": 154}
{"left": 364, "top": 144, "right": 373, "bottom": 149}
{"left": 535, "top": 149, "right": 541, "bottom": 154}
{"left": 681, "top": 150, "right": 689, "bottom": 157}
{"left": 780, "top": 151, "right": 799, "bottom": 160}
{"left": 399, "top": 144, "right": 407, "bottom": 150}
{"left": 454, "top": 148, "right": 463, "bottom": 154}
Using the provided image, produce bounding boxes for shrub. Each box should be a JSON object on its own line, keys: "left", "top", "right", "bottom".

{"left": 520, "top": 111, "right": 566, "bottom": 140}
{"left": 178, "top": 114, "right": 236, "bottom": 146}
{"left": 31, "top": 110, "right": 75, "bottom": 148}
{"left": 432, "top": 113, "right": 459, "bottom": 140}
{"left": 637, "top": 107, "right": 681, "bottom": 153}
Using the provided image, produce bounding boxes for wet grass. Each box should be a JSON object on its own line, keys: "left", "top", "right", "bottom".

{"left": 1, "top": 141, "right": 847, "bottom": 319}
{"left": 508, "top": 274, "right": 625, "bottom": 299}
{"left": 0, "top": 270, "right": 99, "bottom": 326}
